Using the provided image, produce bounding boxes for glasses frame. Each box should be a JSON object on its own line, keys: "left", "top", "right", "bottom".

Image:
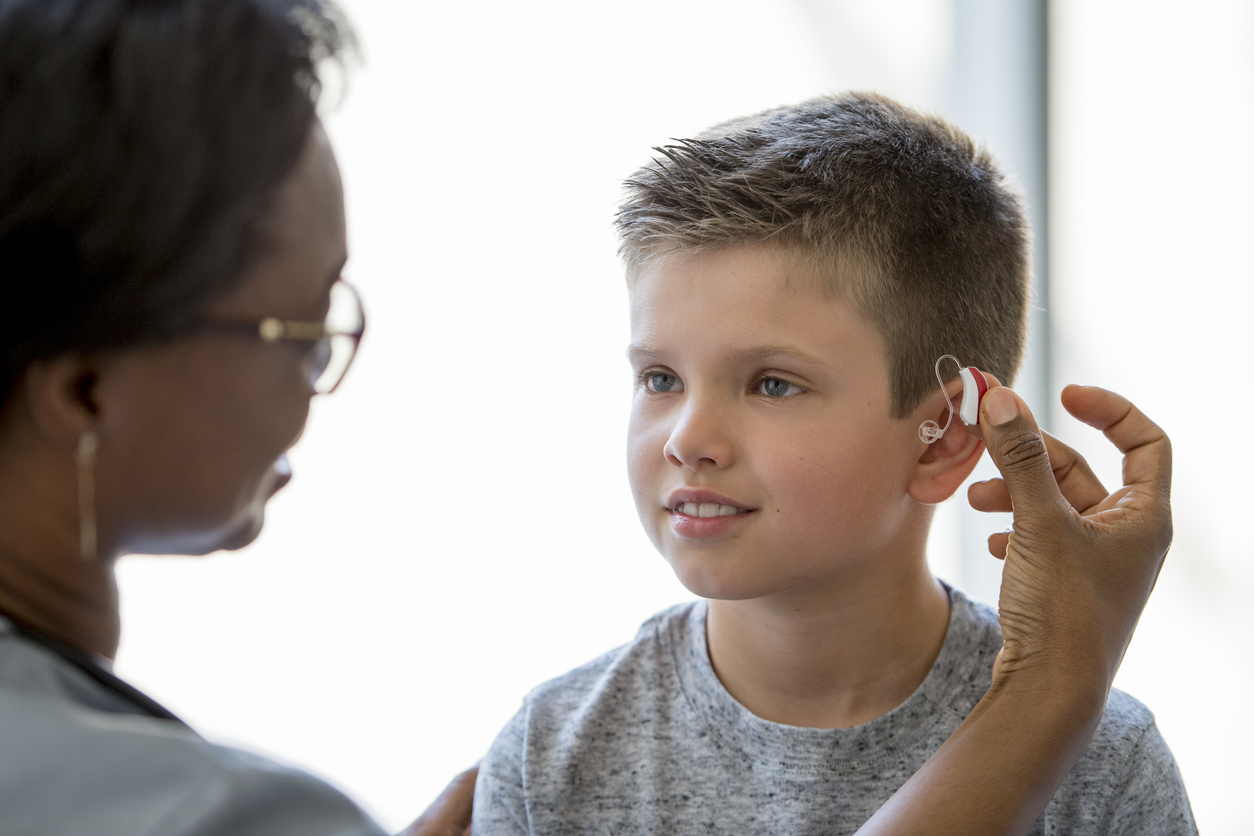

{"left": 195, "top": 278, "right": 366, "bottom": 394}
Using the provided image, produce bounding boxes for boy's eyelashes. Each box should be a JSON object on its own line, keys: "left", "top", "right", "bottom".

{"left": 635, "top": 368, "right": 808, "bottom": 399}
{"left": 752, "top": 376, "right": 806, "bottom": 398}
{"left": 638, "top": 369, "right": 683, "bottom": 393}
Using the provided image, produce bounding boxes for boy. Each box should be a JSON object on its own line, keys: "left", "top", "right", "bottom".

{"left": 473, "top": 93, "right": 1195, "bottom": 835}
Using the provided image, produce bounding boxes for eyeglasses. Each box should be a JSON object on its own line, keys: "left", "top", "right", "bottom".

{"left": 197, "top": 278, "right": 366, "bottom": 394}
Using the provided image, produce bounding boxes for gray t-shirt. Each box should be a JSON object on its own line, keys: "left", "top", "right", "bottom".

{"left": 474, "top": 590, "right": 1196, "bottom": 835}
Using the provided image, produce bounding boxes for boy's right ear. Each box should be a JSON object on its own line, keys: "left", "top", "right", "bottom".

{"left": 908, "top": 391, "right": 985, "bottom": 505}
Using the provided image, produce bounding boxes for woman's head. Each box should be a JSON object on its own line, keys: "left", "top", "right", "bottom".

{"left": 0, "top": 0, "right": 354, "bottom": 559}
{"left": 0, "top": 0, "right": 351, "bottom": 399}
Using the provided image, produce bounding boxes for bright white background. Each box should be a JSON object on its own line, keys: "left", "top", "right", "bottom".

{"left": 112, "top": 2, "right": 1251, "bottom": 833}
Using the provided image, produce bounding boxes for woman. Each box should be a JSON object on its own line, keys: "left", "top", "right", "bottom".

{"left": 0, "top": 0, "right": 1173, "bottom": 834}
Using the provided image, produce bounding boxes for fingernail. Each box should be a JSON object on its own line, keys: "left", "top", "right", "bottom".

{"left": 984, "top": 389, "right": 1019, "bottom": 426}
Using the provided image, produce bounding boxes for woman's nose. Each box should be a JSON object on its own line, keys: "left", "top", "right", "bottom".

{"left": 662, "top": 395, "right": 735, "bottom": 470}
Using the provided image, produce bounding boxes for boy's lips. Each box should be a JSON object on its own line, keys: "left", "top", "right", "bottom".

{"left": 665, "top": 489, "right": 754, "bottom": 539}
{"left": 665, "top": 488, "right": 753, "bottom": 514}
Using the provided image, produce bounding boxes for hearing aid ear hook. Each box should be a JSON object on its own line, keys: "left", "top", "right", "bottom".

{"left": 918, "top": 355, "right": 991, "bottom": 444}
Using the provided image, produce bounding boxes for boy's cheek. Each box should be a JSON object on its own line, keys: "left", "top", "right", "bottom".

{"left": 626, "top": 436, "right": 666, "bottom": 541}
{"left": 626, "top": 412, "right": 671, "bottom": 484}
{"left": 761, "top": 435, "right": 909, "bottom": 521}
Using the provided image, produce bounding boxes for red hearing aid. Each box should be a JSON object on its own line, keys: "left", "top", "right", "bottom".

{"left": 918, "top": 355, "right": 990, "bottom": 444}
{"left": 957, "top": 366, "right": 990, "bottom": 427}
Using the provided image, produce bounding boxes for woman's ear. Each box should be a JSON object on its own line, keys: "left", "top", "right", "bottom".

{"left": 908, "top": 389, "right": 985, "bottom": 505}
{"left": 20, "top": 356, "right": 99, "bottom": 444}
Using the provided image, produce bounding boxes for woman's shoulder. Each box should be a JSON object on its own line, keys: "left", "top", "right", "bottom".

{"left": 0, "top": 617, "right": 155, "bottom": 715}
{"left": 0, "top": 620, "right": 386, "bottom": 836}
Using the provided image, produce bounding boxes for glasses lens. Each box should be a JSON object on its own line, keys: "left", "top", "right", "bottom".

{"left": 327, "top": 280, "right": 364, "bottom": 334}
{"left": 307, "top": 338, "right": 333, "bottom": 390}
{"left": 312, "top": 280, "right": 364, "bottom": 394}
{"left": 314, "top": 334, "right": 358, "bottom": 394}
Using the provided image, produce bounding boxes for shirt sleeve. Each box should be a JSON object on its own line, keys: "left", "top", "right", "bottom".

{"left": 472, "top": 704, "right": 532, "bottom": 836}
{"left": 1101, "top": 722, "right": 1198, "bottom": 836}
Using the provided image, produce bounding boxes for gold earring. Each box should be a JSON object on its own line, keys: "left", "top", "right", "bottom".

{"left": 75, "top": 431, "right": 99, "bottom": 562}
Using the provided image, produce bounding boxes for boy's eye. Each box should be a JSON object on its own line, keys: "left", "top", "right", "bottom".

{"left": 643, "top": 372, "right": 682, "bottom": 393}
{"left": 756, "top": 377, "right": 804, "bottom": 398}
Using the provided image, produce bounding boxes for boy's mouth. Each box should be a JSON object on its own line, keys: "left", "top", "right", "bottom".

{"left": 665, "top": 489, "right": 754, "bottom": 518}
{"left": 665, "top": 490, "right": 755, "bottom": 540}
{"left": 673, "top": 502, "right": 748, "bottom": 518}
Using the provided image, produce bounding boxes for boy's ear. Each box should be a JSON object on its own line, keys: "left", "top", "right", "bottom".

{"left": 907, "top": 395, "right": 985, "bottom": 505}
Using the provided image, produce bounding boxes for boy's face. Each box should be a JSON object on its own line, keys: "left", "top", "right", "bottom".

{"left": 627, "top": 244, "right": 931, "bottom": 601}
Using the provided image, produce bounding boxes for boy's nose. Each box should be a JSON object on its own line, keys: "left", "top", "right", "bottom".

{"left": 663, "top": 397, "right": 735, "bottom": 470}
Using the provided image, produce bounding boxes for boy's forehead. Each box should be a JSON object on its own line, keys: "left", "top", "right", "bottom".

{"left": 631, "top": 245, "right": 801, "bottom": 312}
{"left": 628, "top": 243, "right": 887, "bottom": 366}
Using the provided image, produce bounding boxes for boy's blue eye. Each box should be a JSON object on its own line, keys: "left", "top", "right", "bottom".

{"left": 645, "top": 372, "right": 681, "bottom": 393}
{"left": 757, "top": 377, "right": 803, "bottom": 398}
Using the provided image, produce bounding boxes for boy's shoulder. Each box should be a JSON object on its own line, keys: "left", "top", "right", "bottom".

{"left": 934, "top": 595, "right": 1192, "bottom": 832}
{"left": 520, "top": 600, "right": 699, "bottom": 722}
{"left": 1058, "top": 687, "right": 1191, "bottom": 832}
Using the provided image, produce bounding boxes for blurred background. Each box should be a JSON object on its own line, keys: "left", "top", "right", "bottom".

{"left": 112, "top": 0, "right": 1251, "bottom": 832}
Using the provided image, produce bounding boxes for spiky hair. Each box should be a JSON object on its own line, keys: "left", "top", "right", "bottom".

{"left": 615, "top": 92, "right": 1031, "bottom": 418}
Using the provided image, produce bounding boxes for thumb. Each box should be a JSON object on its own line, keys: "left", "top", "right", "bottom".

{"left": 979, "top": 387, "right": 1068, "bottom": 521}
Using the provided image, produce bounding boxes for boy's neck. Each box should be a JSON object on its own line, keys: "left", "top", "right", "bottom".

{"left": 705, "top": 560, "right": 950, "bottom": 729}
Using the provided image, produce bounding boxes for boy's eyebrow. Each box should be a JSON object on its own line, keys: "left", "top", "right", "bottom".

{"left": 626, "top": 343, "right": 663, "bottom": 362}
{"left": 729, "top": 345, "right": 831, "bottom": 369}
{"left": 626, "top": 343, "right": 831, "bottom": 369}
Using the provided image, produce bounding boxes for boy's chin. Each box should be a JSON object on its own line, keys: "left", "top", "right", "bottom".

{"left": 665, "top": 554, "right": 790, "bottom": 602}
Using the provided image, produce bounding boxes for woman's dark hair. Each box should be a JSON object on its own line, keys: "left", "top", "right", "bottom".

{"left": 0, "top": 0, "right": 352, "bottom": 401}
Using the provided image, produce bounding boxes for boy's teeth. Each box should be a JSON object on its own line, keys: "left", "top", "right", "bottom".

{"left": 678, "top": 502, "right": 745, "bottom": 518}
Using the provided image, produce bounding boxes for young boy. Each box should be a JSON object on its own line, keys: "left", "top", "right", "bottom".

{"left": 473, "top": 93, "right": 1195, "bottom": 835}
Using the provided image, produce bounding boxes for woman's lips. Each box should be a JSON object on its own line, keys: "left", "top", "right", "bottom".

{"left": 269, "top": 454, "right": 293, "bottom": 495}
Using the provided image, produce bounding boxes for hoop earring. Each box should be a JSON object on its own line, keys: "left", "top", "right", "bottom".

{"left": 75, "top": 431, "right": 99, "bottom": 562}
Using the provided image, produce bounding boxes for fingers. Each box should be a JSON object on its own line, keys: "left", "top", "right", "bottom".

{"left": 987, "top": 530, "right": 1010, "bottom": 559}
{"left": 977, "top": 387, "right": 1070, "bottom": 522}
{"left": 968, "top": 478, "right": 1012, "bottom": 513}
{"left": 969, "top": 430, "right": 1110, "bottom": 515}
{"left": 1060, "top": 385, "right": 1172, "bottom": 499}
{"left": 402, "top": 765, "right": 479, "bottom": 836}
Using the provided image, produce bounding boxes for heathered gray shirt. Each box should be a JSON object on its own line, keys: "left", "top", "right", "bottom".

{"left": 474, "top": 590, "right": 1196, "bottom": 835}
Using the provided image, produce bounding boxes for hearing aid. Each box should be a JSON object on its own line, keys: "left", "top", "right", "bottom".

{"left": 918, "top": 355, "right": 990, "bottom": 444}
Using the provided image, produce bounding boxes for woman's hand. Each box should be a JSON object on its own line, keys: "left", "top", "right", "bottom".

{"left": 401, "top": 766, "right": 477, "bottom": 836}
{"left": 969, "top": 383, "right": 1173, "bottom": 696}
{"left": 857, "top": 383, "right": 1172, "bottom": 836}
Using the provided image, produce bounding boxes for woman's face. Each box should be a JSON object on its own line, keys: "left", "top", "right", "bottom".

{"left": 94, "top": 126, "right": 348, "bottom": 557}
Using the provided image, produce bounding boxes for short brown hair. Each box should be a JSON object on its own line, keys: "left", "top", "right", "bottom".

{"left": 614, "top": 92, "right": 1030, "bottom": 418}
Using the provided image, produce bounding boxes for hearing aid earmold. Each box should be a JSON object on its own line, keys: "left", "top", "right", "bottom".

{"left": 919, "top": 355, "right": 990, "bottom": 444}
